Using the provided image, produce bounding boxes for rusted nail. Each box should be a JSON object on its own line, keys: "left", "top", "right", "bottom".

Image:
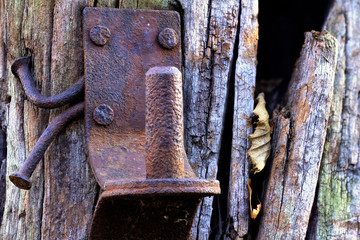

{"left": 11, "top": 57, "right": 85, "bottom": 109}
{"left": 93, "top": 104, "right": 114, "bottom": 126}
{"left": 158, "top": 28, "right": 178, "bottom": 49}
{"left": 90, "top": 25, "right": 111, "bottom": 46}
{"left": 145, "top": 66, "right": 184, "bottom": 179}
{"left": 9, "top": 102, "right": 84, "bottom": 190}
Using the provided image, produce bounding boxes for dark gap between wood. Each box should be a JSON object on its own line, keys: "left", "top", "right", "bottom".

{"left": 209, "top": 2, "right": 241, "bottom": 238}
{"left": 0, "top": 128, "right": 6, "bottom": 226}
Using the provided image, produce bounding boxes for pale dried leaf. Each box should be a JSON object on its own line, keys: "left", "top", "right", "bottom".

{"left": 247, "top": 92, "right": 271, "bottom": 174}
{"left": 247, "top": 179, "right": 262, "bottom": 220}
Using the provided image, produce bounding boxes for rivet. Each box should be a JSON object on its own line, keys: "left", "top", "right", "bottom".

{"left": 93, "top": 104, "right": 114, "bottom": 125}
{"left": 158, "top": 28, "right": 178, "bottom": 49}
{"left": 90, "top": 25, "right": 111, "bottom": 46}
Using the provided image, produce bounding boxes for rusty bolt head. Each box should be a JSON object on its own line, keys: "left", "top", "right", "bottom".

{"left": 93, "top": 104, "right": 114, "bottom": 125}
{"left": 90, "top": 25, "right": 111, "bottom": 46}
{"left": 158, "top": 28, "right": 179, "bottom": 49}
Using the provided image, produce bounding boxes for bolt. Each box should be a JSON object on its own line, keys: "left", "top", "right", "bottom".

{"left": 93, "top": 104, "right": 114, "bottom": 126}
{"left": 90, "top": 25, "right": 111, "bottom": 46}
{"left": 158, "top": 28, "right": 179, "bottom": 49}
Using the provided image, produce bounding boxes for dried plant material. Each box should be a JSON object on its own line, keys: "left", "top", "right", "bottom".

{"left": 247, "top": 92, "right": 271, "bottom": 174}
{"left": 247, "top": 179, "right": 262, "bottom": 219}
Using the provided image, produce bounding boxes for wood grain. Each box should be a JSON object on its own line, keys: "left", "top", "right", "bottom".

{"left": 227, "top": 0, "right": 258, "bottom": 238}
{"left": 41, "top": 0, "right": 97, "bottom": 239}
{"left": 1, "top": 0, "right": 34, "bottom": 239}
{"left": 178, "top": 0, "right": 247, "bottom": 238}
{"left": 310, "top": 0, "right": 360, "bottom": 239}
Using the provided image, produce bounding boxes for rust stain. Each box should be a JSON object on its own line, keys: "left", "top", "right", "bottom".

{"left": 242, "top": 26, "right": 259, "bottom": 60}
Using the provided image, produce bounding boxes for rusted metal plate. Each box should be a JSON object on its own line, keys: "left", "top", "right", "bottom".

{"left": 84, "top": 8, "right": 221, "bottom": 239}
{"left": 83, "top": 8, "right": 181, "bottom": 189}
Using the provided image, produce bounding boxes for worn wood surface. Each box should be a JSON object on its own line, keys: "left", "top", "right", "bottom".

{"left": 0, "top": 0, "right": 99, "bottom": 239}
{"left": 179, "top": 0, "right": 247, "bottom": 238}
{"left": 308, "top": 0, "right": 360, "bottom": 239}
{"left": 257, "top": 31, "right": 338, "bottom": 239}
{"left": 0, "top": 0, "right": 7, "bottom": 226}
{"left": 1, "top": 0, "right": 44, "bottom": 239}
{"left": 41, "top": 1, "right": 97, "bottom": 239}
{"left": 226, "top": 0, "right": 258, "bottom": 238}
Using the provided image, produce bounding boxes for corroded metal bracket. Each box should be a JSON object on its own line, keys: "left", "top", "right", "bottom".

{"left": 84, "top": 8, "right": 220, "bottom": 239}
{"left": 10, "top": 7, "right": 220, "bottom": 239}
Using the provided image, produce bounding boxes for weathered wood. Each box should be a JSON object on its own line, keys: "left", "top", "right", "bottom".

{"left": 97, "top": 0, "right": 118, "bottom": 7}
{"left": 0, "top": 0, "right": 98, "bottom": 239}
{"left": 227, "top": 0, "right": 258, "bottom": 238}
{"left": 22, "top": 1, "right": 55, "bottom": 239}
{"left": 257, "top": 31, "right": 338, "bottom": 239}
{"left": 0, "top": 158, "right": 5, "bottom": 225}
{"left": 1, "top": 0, "right": 36, "bottom": 239}
{"left": 179, "top": 0, "right": 245, "bottom": 238}
{"left": 309, "top": 0, "right": 360, "bottom": 239}
{"left": 41, "top": 0, "right": 97, "bottom": 239}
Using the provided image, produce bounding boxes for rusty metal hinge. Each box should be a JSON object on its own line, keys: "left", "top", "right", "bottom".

{"left": 10, "top": 7, "right": 220, "bottom": 240}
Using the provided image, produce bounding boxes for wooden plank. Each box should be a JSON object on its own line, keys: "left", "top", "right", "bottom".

{"left": 0, "top": 0, "right": 31, "bottom": 238}
{"left": 178, "top": 0, "right": 244, "bottom": 239}
{"left": 40, "top": 0, "right": 97, "bottom": 239}
{"left": 257, "top": 31, "right": 338, "bottom": 239}
{"left": 310, "top": 0, "right": 360, "bottom": 239}
{"left": 227, "top": 0, "right": 258, "bottom": 238}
